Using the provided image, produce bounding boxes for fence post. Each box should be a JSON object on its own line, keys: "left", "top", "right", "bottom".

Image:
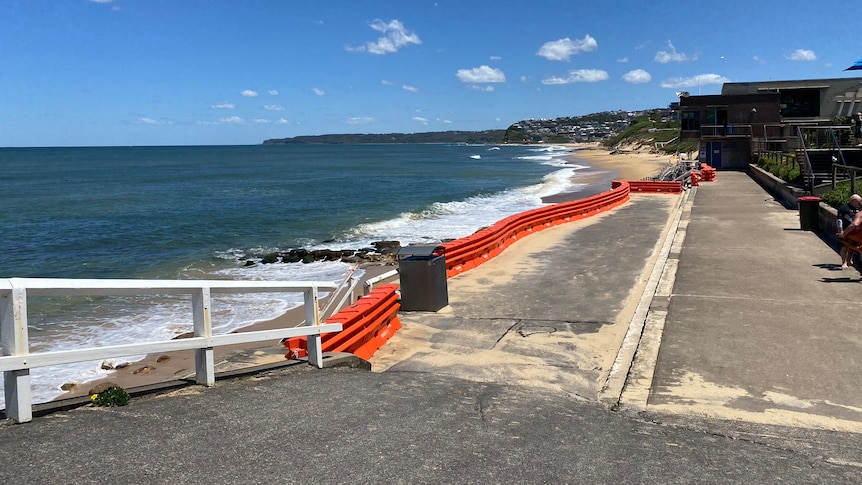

{"left": 304, "top": 287, "right": 323, "bottom": 368}
{"left": 192, "top": 287, "right": 215, "bottom": 386}
{"left": 1, "top": 284, "right": 33, "bottom": 423}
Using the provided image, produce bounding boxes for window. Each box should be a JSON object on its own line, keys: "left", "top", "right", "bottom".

{"left": 779, "top": 88, "right": 820, "bottom": 117}
{"left": 681, "top": 110, "right": 701, "bottom": 131}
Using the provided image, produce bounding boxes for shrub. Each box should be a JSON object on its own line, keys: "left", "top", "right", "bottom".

{"left": 820, "top": 181, "right": 854, "bottom": 209}
{"left": 90, "top": 386, "right": 131, "bottom": 407}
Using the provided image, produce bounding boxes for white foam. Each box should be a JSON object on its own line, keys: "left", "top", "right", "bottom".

{"left": 340, "top": 164, "right": 592, "bottom": 247}
{"left": 1, "top": 261, "right": 357, "bottom": 409}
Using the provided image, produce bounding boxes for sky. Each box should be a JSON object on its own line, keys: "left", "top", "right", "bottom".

{"left": 2, "top": 0, "right": 861, "bottom": 147}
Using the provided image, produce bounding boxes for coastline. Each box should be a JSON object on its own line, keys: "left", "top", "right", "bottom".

{"left": 543, "top": 142, "right": 673, "bottom": 203}
{"left": 55, "top": 144, "right": 671, "bottom": 402}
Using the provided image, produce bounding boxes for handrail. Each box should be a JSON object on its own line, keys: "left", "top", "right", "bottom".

{"left": 796, "top": 126, "right": 816, "bottom": 194}
{"left": 1, "top": 277, "right": 341, "bottom": 423}
{"left": 828, "top": 127, "right": 848, "bottom": 168}
{"left": 832, "top": 163, "right": 861, "bottom": 194}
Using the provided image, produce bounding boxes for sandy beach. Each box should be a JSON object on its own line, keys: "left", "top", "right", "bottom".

{"left": 56, "top": 143, "right": 673, "bottom": 402}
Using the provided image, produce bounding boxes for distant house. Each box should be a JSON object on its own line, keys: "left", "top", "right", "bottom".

{"left": 677, "top": 77, "right": 862, "bottom": 170}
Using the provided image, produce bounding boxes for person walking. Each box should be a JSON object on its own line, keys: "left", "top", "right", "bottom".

{"left": 838, "top": 194, "right": 862, "bottom": 268}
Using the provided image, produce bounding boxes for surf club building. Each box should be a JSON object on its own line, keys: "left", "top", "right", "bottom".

{"left": 675, "top": 77, "right": 862, "bottom": 172}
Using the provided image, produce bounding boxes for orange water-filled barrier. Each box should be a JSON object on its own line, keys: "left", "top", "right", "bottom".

{"left": 290, "top": 178, "right": 685, "bottom": 362}
{"left": 699, "top": 163, "right": 716, "bottom": 182}
{"left": 628, "top": 180, "right": 684, "bottom": 193}
{"left": 283, "top": 284, "right": 401, "bottom": 361}
{"left": 439, "top": 180, "right": 632, "bottom": 277}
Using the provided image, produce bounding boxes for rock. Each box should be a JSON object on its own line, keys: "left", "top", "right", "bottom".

{"left": 87, "top": 382, "right": 119, "bottom": 395}
{"left": 372, "top": 240, "right": 402, "bottom": 254}
{"left": 261, "top": 252, "right": 281, "bottom": 264}
{"left": 60, "top": 381, "right": 79, "bottom": 391}
{"left": 133, "top": 365, "right": 156, "bottom": 375}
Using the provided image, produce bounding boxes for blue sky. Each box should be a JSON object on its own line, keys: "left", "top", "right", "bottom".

{"left": 2, "top": 0, "right": 860, "bottom": 147}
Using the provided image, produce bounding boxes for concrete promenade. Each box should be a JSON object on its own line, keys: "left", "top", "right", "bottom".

{"left": 3, "top": 171, "right": 862, "bottom": 483}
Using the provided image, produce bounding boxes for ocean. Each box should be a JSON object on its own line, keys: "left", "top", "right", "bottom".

{"left": 0, "top": 143, "right": 602, "bottom": 407}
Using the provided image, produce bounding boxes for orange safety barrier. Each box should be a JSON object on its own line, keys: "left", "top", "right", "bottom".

{"left": 285, "top": 179, "right": 683, "bottom": 362}
{"left": 699, "top": 163, "right": 717, "bottom": 182}
{"left": 439, "top": 181, "right": 632, "bottom": 277}
{"left": 627, "top": 180, "right": 684, "bottom": 193}
{"left": 283, "top": 284, "right": 402, "bottom": 361}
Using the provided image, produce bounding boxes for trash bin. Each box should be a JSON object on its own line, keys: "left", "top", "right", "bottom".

{"left": 397, "top": 245, "right": 448, "bottom": 312}
{"left": 798, "top": 196, "right": 821, "bottom": 231}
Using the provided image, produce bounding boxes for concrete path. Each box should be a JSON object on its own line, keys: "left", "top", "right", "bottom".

{"left": 373, "top": 194, "right": 680, "bottom": 402}
{"left": 624, "top": 171, "right": 862, "bottom": 431}
{"left": 5, "top": 172, "right": 862, "bottom": 482}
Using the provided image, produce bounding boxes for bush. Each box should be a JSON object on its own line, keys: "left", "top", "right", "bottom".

{"left": 90, "top": 386, "right": 131, "bottom": 407}
{"left": 820, "top": 181, "right": 854, "bottom": 209}
{"left": 756, "top": 152, "right": 801, "bottom": 183}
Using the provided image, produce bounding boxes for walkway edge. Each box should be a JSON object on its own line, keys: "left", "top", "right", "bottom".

{"left": 598, "top": 186, "right": 694, "bottom": 408}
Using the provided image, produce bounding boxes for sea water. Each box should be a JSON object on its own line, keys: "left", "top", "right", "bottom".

{"left": 0, "top": 143, "right": 598, "bottom": 407}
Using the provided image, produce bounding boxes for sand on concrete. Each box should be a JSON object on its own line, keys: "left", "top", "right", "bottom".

{"left": 55, "top": 143, "right": 670, "bottom": 402}
{"left": 369, "top": 145, "right": 676, "bottom": 398}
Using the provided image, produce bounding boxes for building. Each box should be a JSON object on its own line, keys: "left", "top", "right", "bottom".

{"left": 677, "top": 77, "right": 862, "bottom": 173}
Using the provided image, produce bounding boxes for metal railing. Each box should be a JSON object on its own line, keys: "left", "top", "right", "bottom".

{"left": 1, "top": 278, "right": 341, "bottom": 423}
{"left": 700, "top": 124, "right": 753, "bottom": 137}
{"left": 832, "top": 163, "right": 862, "bottom": 194}
{"left": 796, "top": 126, "right": 816, "bottom": 194}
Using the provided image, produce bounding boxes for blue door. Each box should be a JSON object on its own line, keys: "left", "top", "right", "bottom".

{"left": 707, "top": 142, "right": 722, "bottom": 168}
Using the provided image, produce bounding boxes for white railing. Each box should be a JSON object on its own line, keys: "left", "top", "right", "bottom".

{"left": 0, "top": 277, "right": 342, "bottom": 423}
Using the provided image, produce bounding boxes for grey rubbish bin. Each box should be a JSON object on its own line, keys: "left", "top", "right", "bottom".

{"left": 798, "top": 196, "right": 821, "bottom": 231}
{"left": 397, "top": 245, "right": 448, "bottom": 312}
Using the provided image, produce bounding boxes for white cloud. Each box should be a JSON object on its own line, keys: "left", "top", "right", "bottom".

{"left": 268, "top": 90, "right": 279, "bottom": 96}
{"left": 623, "top": 69, "right": 651, "bottom": 84}
{"left": 346, "top": 116, "right": 374, "bottom": 124}
{"left": 536, "top": 35, "right": 597, "bottom": 61}
{"left": 788, "top": 49, "right": 816, "bottom": 61}
{"left": 381, "top": 79, "right": 395, "bottom": 86}
{"left": 346, "top": 19, "right": 421, "bottom": 55}
{"left": 654, "top": 41, "right": 696, "bottom": 64}
{"left": 456, "top": 65, "right": 506, "bottom": 83}
{"left": 313, "top": 88, "right": 325, "bottom": 96}
{"left": 264, "top": 105, "right": 285, "bottom": 111}
{"left": 541, "top": 69, "right": 609, "bottom": 85}
{"left": 220, "top": 116, "right": 244, "bottom": 124}
{"left": 490, "top": 55, "right": 502, "bottom": 60}
{"left": 413, "top": 116, "right": 429, "bottom": 124}
{"left": 277, "top": 118, "right": 289, "bottom": 124}
{"left": 617, "top": 57, "right": 629, "bottom": 63}
{"left": 469, "top": 85, "right": 495, "bottom": 92}
{"left": 660, "top": 73, "right": 730, "bottom": 89}
{"left": 402, "top": 84, "right": 419, "bottom": 93}
{"left": 241, "top": 90, "right": 259, "bottom": 97}
{"left": 211, "top": 102, "right": 235, "bottom": 109}
{"left": 253, "top": 119, "right": 270, "bottom": 124}
{"left": 138, "top": 117, "right": 160, "bottom": 125}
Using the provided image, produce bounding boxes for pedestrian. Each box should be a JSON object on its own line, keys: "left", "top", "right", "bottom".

{"left": 838, "top": 194, "right": 862, "bottom": 268}
{"left": 854, "top": 112, "right": 862, "bottom": 146}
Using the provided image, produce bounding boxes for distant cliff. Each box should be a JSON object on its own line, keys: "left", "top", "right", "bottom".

{"left": 262, "top": 130, "right": 506, "bottom": 145}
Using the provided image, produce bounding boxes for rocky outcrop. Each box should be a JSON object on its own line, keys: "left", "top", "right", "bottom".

{"left": 246, "top": 240, "right": 405, "bottom": 267}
